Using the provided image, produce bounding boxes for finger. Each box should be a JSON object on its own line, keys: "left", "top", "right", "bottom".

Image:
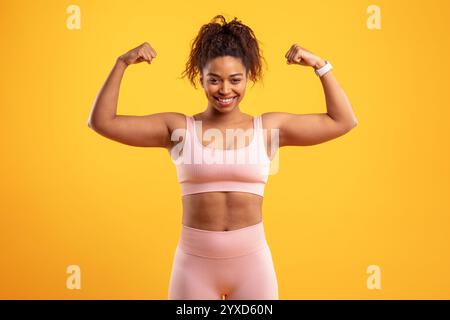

{"left": 149, "top": 47, "right": 157, "bottom": 58}
{"left": 286, "top": 46, "right": 294, "bottom": 61}
{"left": 288, "top": 48, "right": 296, "bottom": 62}
{"left": 292, "top": 49, "right": 301, "bottom": 63}
{"left": 292, "top": 46, "right": 301, "bottom": 62}
{"left": 286, "top": 50, "right": 294, "bottom": 63}
{"left": 139, "top": 53, "right": 148, "bottom": 64}
{"left": 146, "top": 47, "right": 156, "bottom": 59}
{"left": 144, "top": 52, "right": 152, "bottom": 64}
{"left": 297, "top": 48, "right": 306, "bottom": 63}
{"left": 286, "top": 51, "right": 293, "bottom": 61}
{"left": 285, "top": 45, "right": 295, "bottom": 59}
{"left": 286, "top": 47, "right": 294, "bottom": 62}
{"left": 139, "top": 49, "right": 150, "bottom": 63}
{"left": 144, "top": 43, "right": 156, "bottom": 58}
{"left": 289, "top": 44, "right": 298, "bottom": 61}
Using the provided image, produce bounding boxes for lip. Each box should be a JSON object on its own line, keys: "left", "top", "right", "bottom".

{"left": 214, "top": 96, "right": 237, "bottom": 107}
{"left": 215, "top": 96, "right": 237, "bottom": 100}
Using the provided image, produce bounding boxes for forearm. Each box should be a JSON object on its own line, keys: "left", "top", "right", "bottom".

{"left": 315, "top": 59, "right": 358, "bottom": 126}
{"left": 87, "top": 58, "right": 128, "bottom": 128}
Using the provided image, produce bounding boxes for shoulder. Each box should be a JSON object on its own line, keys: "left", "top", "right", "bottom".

{"left": 162, "top": 113, "right": 189, "bottom": 152}
{"left": 163, "top": 112, "right": 188, "bottom": 132}
{"left": 260, "top": 112, "right": 288, "bottom": 130}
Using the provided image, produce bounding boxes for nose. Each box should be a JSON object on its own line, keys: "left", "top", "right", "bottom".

{"left": 219, "top": 82, "right": 232, "bottom": 95}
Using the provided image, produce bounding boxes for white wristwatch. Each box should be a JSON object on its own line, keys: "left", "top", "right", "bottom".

{"left": 314, "top": 61, "right": 333, "bottom": 77}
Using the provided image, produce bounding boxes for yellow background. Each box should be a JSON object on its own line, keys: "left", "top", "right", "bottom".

{"left": 1, "top": 0, "right": 449, "bottom": 299}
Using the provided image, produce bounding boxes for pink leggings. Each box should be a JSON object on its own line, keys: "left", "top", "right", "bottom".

{"left": 168, "top": 221, "right": 279, "bottom": 300}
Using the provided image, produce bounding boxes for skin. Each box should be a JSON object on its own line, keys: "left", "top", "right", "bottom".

{"left": 87, "top": 41, "right": 358, "bottom": 232}
{"left": 183, "top": 55, "right": 263, "bottom": 231}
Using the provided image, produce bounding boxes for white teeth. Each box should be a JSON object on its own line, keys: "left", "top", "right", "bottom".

{"left": 217, "top": 97, "right": 235, "bottom": 103}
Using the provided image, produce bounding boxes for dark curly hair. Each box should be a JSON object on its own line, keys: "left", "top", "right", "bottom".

{"left": 180, "top": 15, "right": 267, "bottom": 89}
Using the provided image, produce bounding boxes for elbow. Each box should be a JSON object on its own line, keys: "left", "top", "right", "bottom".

{"left": 349, "top": 121, "right": 358, "bottom": 131}
{"left": 352, "top": 110, "right": 359, "bottom": 127}
{"left": 87, "top": 118, "right": 98, "bottom": 130}
{"left": 349, "top": 115, "right": 358, "bottom": 129}
{"left": 342, "top": 118, "right": 358, "bottom": 132}
{"left": 87, "top": 115, "right": 100, "bottom": 130}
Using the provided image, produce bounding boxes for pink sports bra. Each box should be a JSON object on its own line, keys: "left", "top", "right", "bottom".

{"left": 169, "top": 115, "right": 272, "bottom": 197}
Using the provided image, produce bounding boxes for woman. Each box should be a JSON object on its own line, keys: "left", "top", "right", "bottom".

{"left": 87, "top": 15, "right": 358, "bottom": 300}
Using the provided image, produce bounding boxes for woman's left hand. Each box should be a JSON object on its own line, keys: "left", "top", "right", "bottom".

{"left": 284, "top": 44, "right": 325, "bottom": 69}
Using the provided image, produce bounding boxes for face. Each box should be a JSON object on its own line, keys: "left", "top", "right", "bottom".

{"left": 200, "top": 56, "right": 248, "bottom": 113}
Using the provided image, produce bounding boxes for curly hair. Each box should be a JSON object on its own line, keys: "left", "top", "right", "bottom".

{"left": 180, "top": 15, "right": 267, "bottom": 89}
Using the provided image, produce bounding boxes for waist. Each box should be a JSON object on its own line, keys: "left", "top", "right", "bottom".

{"left": 180, "top": 181, "right": 266, "bottom": 197}
{"left": 177, "top": 221, "right": 268, "bottom": 259}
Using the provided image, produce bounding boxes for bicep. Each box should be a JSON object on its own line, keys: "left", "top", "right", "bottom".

{"left": 273, "top": 112, "right": 356, "bottom": 147}
{"left": 89, "top": 112, "right": 172, "bottom": 148}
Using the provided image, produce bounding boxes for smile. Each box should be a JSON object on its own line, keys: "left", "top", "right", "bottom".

{"left": 214, "top": 96, "right": 237, "bottom": 106}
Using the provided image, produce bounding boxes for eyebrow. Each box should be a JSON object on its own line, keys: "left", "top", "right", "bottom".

{"left": 206, "top": 73, "right": 243, "bottom": 77}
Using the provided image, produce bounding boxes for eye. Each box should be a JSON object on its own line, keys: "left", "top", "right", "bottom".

{"left": 208, "top": 79, "right": 241, "bottom": 84}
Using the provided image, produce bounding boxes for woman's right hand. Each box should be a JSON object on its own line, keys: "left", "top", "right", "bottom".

{"left": 118, "top": 42, "right": 157, "bottom": 66}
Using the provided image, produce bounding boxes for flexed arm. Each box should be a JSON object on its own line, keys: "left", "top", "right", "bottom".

{"left": 269, "top": 44, "right": 358, "bottom": 147}
{"left": 87, "top": 43, "right": 176, "bottom": 148}
{"left": 88, "top": 42, "right": 155, "bottom": 126}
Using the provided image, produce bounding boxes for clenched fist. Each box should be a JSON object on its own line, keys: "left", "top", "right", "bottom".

{"left": 118, "top": 42, "right": 157, "bottom": 66}
{"left": 284, "top": 44, "right": 325, "bottom": 69}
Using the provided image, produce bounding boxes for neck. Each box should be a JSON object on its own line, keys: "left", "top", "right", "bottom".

{"left": 203, "top": 105, "right": 243, "bottom": 123}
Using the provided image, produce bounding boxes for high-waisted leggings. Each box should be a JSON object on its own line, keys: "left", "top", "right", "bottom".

{"left": 168, "top": 221, "right": 279, "bottom": 300}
